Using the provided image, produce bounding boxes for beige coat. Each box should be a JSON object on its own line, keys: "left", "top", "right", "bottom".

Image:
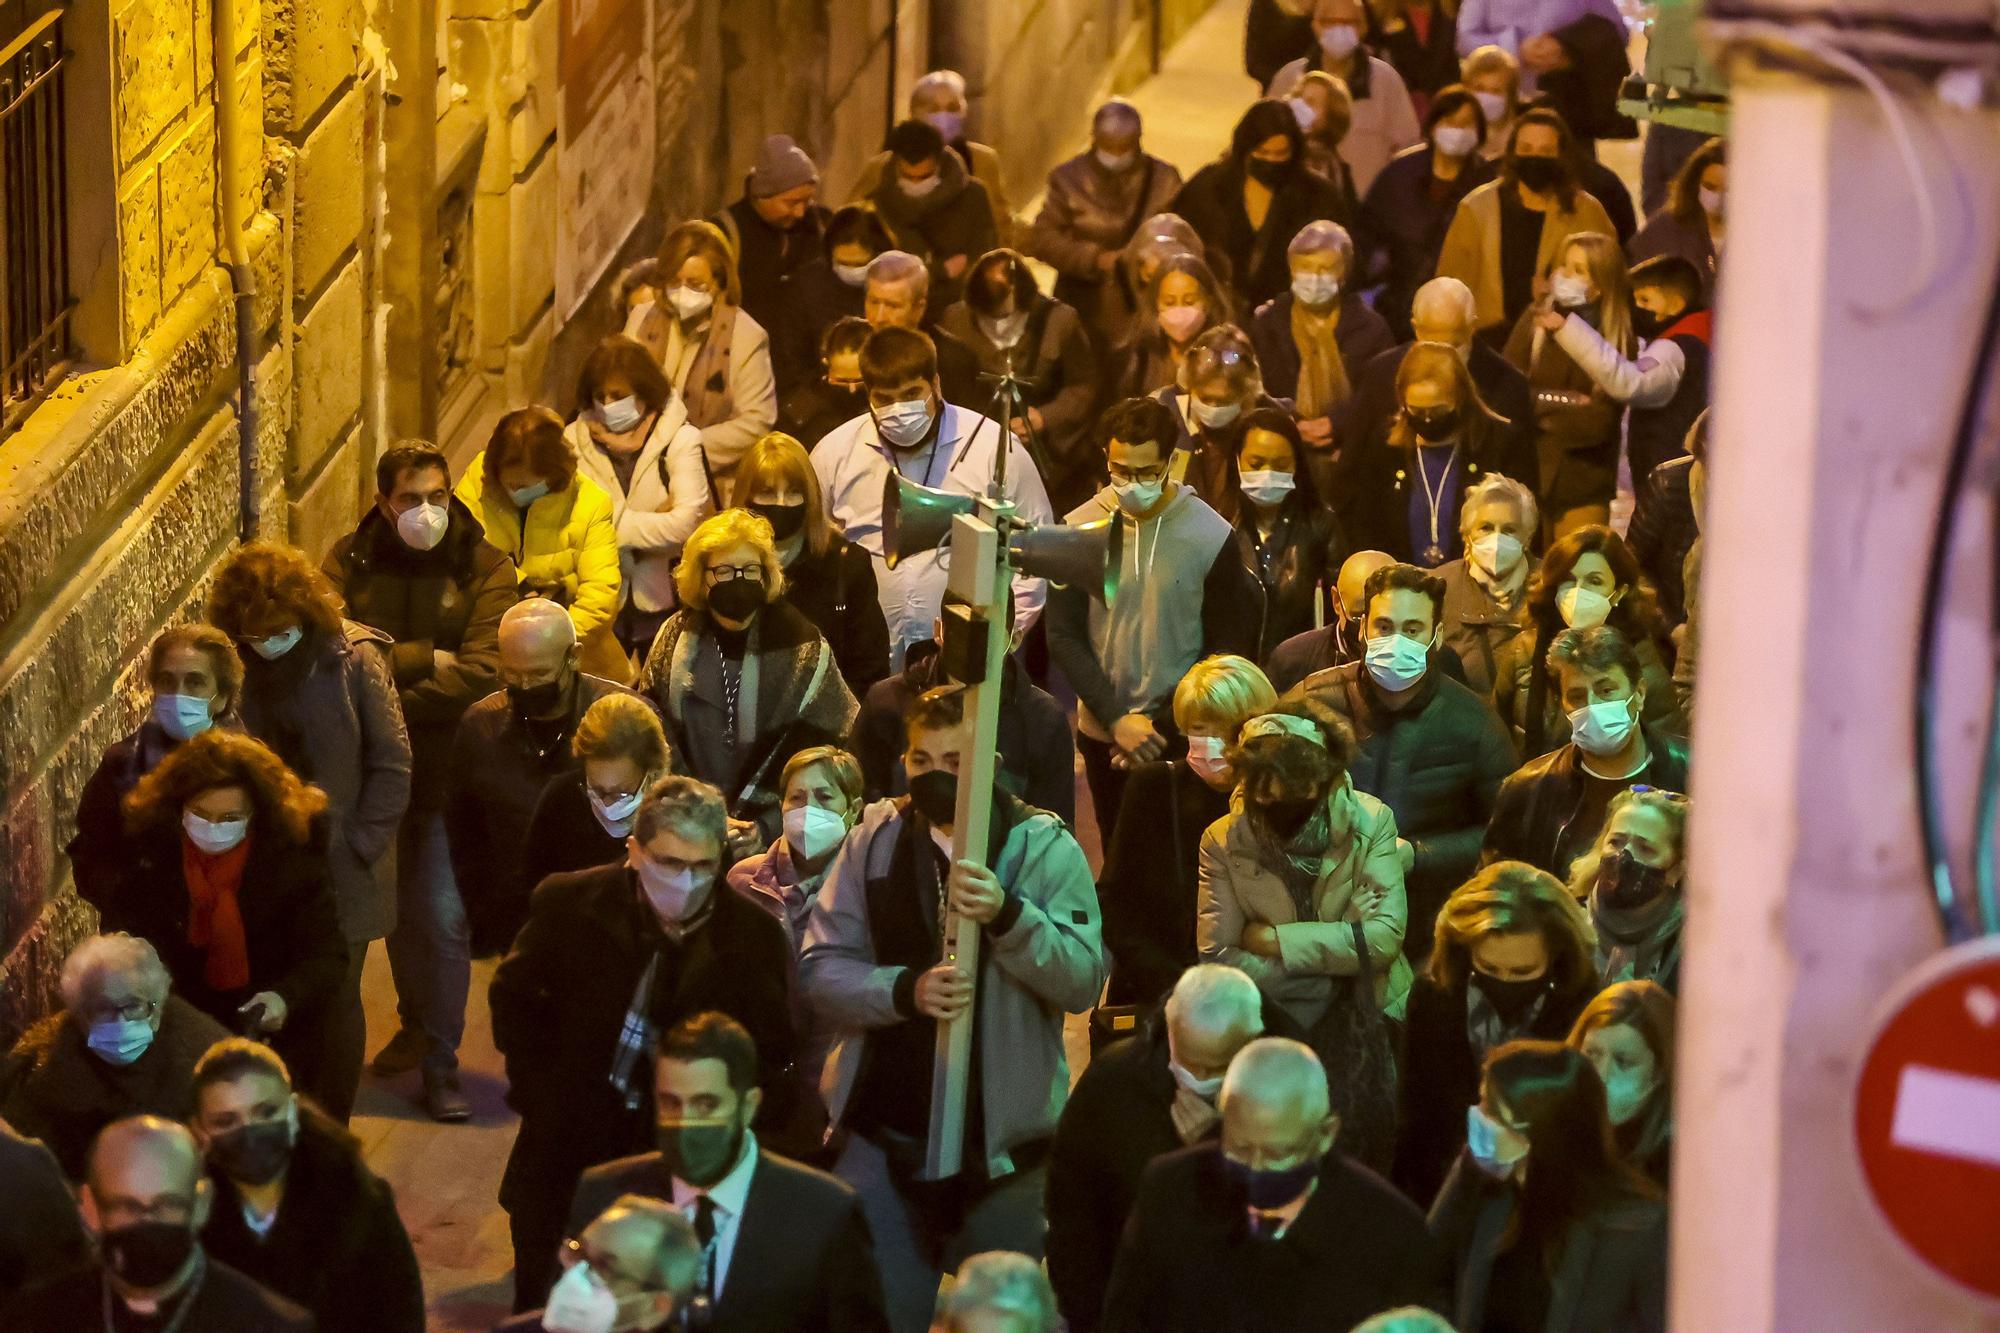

{"left": 1434, "top": 180, "right": 1617, "bottom": 334}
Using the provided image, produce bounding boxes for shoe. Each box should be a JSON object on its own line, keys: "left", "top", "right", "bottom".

{"left": 369, "top": 1028, "right": 426, "bottom": 1077}
{"left": 424, "top": 1070, "right": 471, "bottom": 1123}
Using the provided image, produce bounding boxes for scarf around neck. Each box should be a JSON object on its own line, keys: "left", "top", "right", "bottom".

{"left": 183, "top": 836, "right": 253, "bottom": 992}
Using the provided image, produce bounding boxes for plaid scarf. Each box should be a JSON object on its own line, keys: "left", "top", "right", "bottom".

{"left": 607, "top": 892, "right": 718, "bottom": 1109}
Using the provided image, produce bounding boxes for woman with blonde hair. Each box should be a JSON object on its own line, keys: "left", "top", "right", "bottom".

{"left": 517, "top": 693, "right": 670, "bottom": 921}
{"left": 1390, "top": 858, "right": 1598, "bottom": 1203}
{"left": 627, "top": 219, "right": 779, "bottom": 497}
{"left": 1099, "top": 654, "right": 1279, "bottom": 1006}
{"left": 1458, "top": 44, "right": 1519, "bottom": 160}
{"left": 730, "top": 431, "right": 889, "bottom": 692}
{"left": 1292, "top": 71, "right": 1359, "bottom": 209}
{"left": 1568, "top": 977, "right": 1677, "bottom": 1183}
{"left": 638, "top": 509, "right": 858, "bottom": 846}
{"left": 103, "top": 731, "right": 347, "bottom": 1110}
{"left": 728, "top": 744, "right": 866, "bottom": 949}
{"left": 1567, "top": 785, "right": 1689, "bottom": 993}
{"left": 456, "top": 407, "right": 627, "bottom": 679}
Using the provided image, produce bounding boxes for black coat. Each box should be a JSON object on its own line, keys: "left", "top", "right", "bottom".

{"left": 202, "top": 1107, "right": 425, "bottom": 1333}
{"left": 1481, "top": 730, "right": 1692, "bottom": 879}
{"left": 1391, "top": 974, "right": 1595, "bottom": 1208}
{"left": 1235, "top": 498, "right": 1349, "bottom": 660}
{"left": 1626, "top": 456, "right": 1699, "bottom": 626}
{"left": 1334, "top": 428, "right": 1538, "bottom": 566}
{"left": 1337, "top": 338, "right": 1536, "bottom": 496}
{"left": 1356, "top": 145, "right": 1496, "bottom": 339}
{"left": 1096, "top": 761, "right": 1229, "bottom": 1007}
{"left": 855, "top": 641, "right": 1076, "bottom": 825}
{"left": 1291, "top": 662, "right": 1519, "bottom": 961}
{"left": 67, "top": 720, "right": 225, "bottom": 914}
{"left": 1249, "top": 291, "right": 1398, "bottom": 407}
{"left": 1102, "top": 1142, "right": 1449, "bottom": 1332}
{"left": 520, "top": 772, "right": 628, "bottom": 897}
{"left": 2, "top": 1255, "right": 313, "bottom": 1331}
{"left": 714, "top": 195, "right": 831, "bottom": 370}
{"left": 1245, "top": 0, "right": 1313, "bottom": 87}
{"left": 0, "top": 1118, "right": 87, "bottom": 1303}
{"left": 1265, "top": 622, "right": 1356, "bottom": 695}
{"left": 1171, "top": 159, "right": 1351, "bottom": 312}
{"left": 781, "top": 537, "right": 892, "bottom": 695}
{"left": 772, "top": 258, "right": 867, "bottom": 398}
{"left": 1371, "top": 2, "right": 1463, "bottom": 102}
{"left": 567, "top": 1148, "right": 889, "bottom": 1333}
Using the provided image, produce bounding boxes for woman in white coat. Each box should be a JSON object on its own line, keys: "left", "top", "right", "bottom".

{"left": 565, "top": 333, "right": 713, "bottom": 665}
{"left": 626, "top": 219, "right": 780, "bottom": 500}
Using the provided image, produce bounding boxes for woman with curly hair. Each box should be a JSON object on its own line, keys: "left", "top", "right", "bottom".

{"left": 1391, "top": 859, "right": 1598, "bottom": 1205}
{"left": 1488, "top": 524, "right": 1680, "bottom": 757}
{"left": 205, "top": 541, "right": 412, "bottom": 1119}
{"left": 104, "top": 731, "right": 348, "bottom": 1111}
{"left": 1566, "top": 785, "right": 1689, "bottom": 993}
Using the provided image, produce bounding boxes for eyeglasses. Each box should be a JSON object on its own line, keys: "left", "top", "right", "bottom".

{"left": 703, "top": 564, "right": 766, "bottom": 585}
{"left": 1627, "top": 785, "right": 1689, "bottom": 802}
{"left": 1107, "top": 464, "right": 1166, "bottom": 485}
{"left": 90, "top": 997, "right": 158, "bottom": 1025}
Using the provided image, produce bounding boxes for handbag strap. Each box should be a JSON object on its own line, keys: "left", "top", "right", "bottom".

{"left": 1348, "top": 917, "right": 1381, "bottom": 1018}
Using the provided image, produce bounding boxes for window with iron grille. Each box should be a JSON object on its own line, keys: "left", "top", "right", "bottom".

{"left": 0, "top": 5, "right": 68, "bottom": 434}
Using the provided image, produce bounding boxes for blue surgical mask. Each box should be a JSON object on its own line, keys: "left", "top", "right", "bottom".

{"left": 88, "top": 1017, "right": 156, "bottom": 1066}
{"left": 1113, "top": 478, "right": 1164, "bottom": 514}
{"left": 1364, "top": 633, "right": 1431, "bottom": 692}
{"left": 249, "top": 627, "right": 303, "bottom": 661}
{"left": 151, "top": 693, "right": 213, "bottom": 741}
{"left": 509, "top": 481, "right": 551, "bottom": 508}
{"left": 1569, "top": 695, "right": 1639, "bottom": 757}
{"left": 596, "top": 395, "right": 644, "bottom": 434}
{"left": 1466, "top": 1104, "right": 1529, "bottom": 1178}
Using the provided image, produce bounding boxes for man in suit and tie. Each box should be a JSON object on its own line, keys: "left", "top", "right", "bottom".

{"left": 568, "top": 1012, "right": 890, "bottom": 1331}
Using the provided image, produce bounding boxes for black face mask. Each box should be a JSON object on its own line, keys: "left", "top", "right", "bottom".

{"left": 908, "top": 769, "right": 958, "bottom": 826}
{"left": 1630, "top": 304, "right": 1669, "bottom": 341}
{"left": 1245, "top": 156, "right": 1297, "bottom": 188}
{"left": 1597, "top": 849, "right": 1672, "bottom": 911}
{"left": 208, "top": 1117, "right": 295, "bottom": 1187}
{"left": 1470, "top": 968, "right": 1550, "bottom": 1022}
{"left": 749, "top": 500, "right": 807, "bottom": 543}
{"left": 1512, "top": 155, "right": 1568, "bottom": 192}
{"left": 707, "top": 577, "right": 766, "bottom": 624}
{"left": 507, "top": 674, "right": 569, "bottom": 721}
{"left": 1254, "top": 795, "right": 1320, "bottom": 841}
{"left": 1407, "top": 407, "right": 1460, "bottom": 441}
{"left": 657, "top": 1112, "right": 746, "bottom": 1189}
{"left": 100, "top": 1221, "right": 198, "bottom": 1289}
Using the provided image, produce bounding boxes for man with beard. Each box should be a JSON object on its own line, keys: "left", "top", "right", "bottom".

{"left": 568, "top": 1013, "right": 888, "bottom": 1331}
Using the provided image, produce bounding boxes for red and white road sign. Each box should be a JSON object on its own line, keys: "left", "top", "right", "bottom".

{"left": 1853, "top": 933, "right": 2000, "bottom": 1302}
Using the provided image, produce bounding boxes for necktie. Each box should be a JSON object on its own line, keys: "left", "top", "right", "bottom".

{"left": 694, "top": 1194, "right": 718, "bottom": 1298}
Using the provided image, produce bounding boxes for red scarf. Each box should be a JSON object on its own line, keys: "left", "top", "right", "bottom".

{"left": 183, "top": 835, "right": 253, "bottom": 992}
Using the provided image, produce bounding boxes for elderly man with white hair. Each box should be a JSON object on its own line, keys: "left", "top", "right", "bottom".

{"left": 941, "top": 1251, "right": 1059, "bottom": 1333}
{"left": 445, "top": 596, "right": 650, "bottom": 962}
{"left": 1, "top": 934, "right": 229, "bottom": 1179}
{"left": 1102, "top": 1037, "right": 1446, "bottom": 1333}
{"left": 1048, "top": 964, "right": 1271, "bottom": 1333}
{"left": 861, "top": 249, "right": 983, "bottom": 406}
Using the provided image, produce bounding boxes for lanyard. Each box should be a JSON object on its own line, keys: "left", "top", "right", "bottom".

{"left": 1415, "top": 444, "right": 1458, "bottom": 562}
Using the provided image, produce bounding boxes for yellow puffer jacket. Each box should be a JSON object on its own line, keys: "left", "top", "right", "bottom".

{"left": 456, "top": 455, "right": 627, "bottom": 680}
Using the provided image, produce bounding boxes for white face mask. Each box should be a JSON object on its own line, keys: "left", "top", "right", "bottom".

{"left": 1291, "top": 272, "right": 1340, "bottom": 307}
{"left": 1168, "top": 1058, "right": 1226, "bottom": 1104}
{"left": 1550, "top": 271, "right": 1593, "bottom": 310}
{"left": 1364, "top": 633, "right": 1431, "bottom": 692}
{"left": 1095, "top": 148, "right": 1137, "bottom": 172}
{"left": 1185, "top": 733, "right": 1232, "bottom": 786}
{"left": 634, "top": 855, "right": 711, "bottom": 922}
{"left": 1699, "top": 186, "right": 1724, "bottom": 219}
{"left": 396, "top": 501, "right": 450, "bottom": 552}
{"left": 1433, "top": 125, "right": 1480, "bottom": 160}
{"left": 1237, "top": 470, "right": 1296, "bottom": 508}
{"left": 587, "top": 784, "right": 648, "bottom": 839}
{"left": 1557, "top": 584, "right": 1614, "bottom": 629}
{"left": 669, "top": 285, "right": 714, "bottom": 321}
{"left": 1317, "top": 22, "right": 1361, "bottom": 58}
{"left": 1113, "top": 478, "right": 1165, "bottom": 515}
{"left": 1569, "top": 695, "right": 1639, "bottom": 756}
{"left": 541, "top": 1263, "right": 622, "bottom": 1333}
{"left": 249, "top": 627, "right": 304, "bottom": 661}
{"left": 1287, "top": 98, "right": 1317, "bottom": 134}
{"left": 184, "top": 809, "right": 250, "bottom": 855}
{"left": 874, "top": 397, "right": 935, "bottom": 449}
{"left": 1469, "top": 532, "right": 1525, "bottom": 579}
{"left": 899, "top": 173, "right": 942, "bottom": 199}
{"left": 1473, "top": 91, "right": 1508, "bottom": 125}
{"left": 978, "top": 310, "right": 1030, "bottom": 348}
{"left": 784, "top": 804, "right": 850, "bottom": 863}
{"left": 596, "top": 395, "right": 645, "bottom": 434}
{"left": 1191, "top": 398, "right": 1241, "bottom": 431}
{"left": 152, "top": 693, "right": 214, "bottom": 741}
{"left": 833, "top": 261, "right": 872, "bottom": 288}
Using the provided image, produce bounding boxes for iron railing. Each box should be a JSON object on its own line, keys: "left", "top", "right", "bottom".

{"left": 0, "top": 7, "right": 68, "bottom": 433}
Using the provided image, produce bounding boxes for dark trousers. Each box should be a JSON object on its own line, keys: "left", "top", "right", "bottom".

{"left": 1077, "top": 733, "right": 1129, "bottom": 847}
{"left": 314, "top": 943, "right": 368, "bottom": 1123}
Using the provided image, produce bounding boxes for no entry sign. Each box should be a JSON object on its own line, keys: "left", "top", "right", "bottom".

{"left": 1853, "top": 933, "right": 2000, "bottom": 1301}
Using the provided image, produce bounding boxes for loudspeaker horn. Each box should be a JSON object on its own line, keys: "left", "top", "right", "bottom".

{"left": 882, "top": 473, "right": 977, "bottom": 568}
{"left": 1010, "top": 519, "right": 1113, "bottom": 597}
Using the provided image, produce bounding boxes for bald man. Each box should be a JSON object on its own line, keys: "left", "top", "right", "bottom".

{"left": 2, "top": 1115, "right": 311, "bottom": 1330}
{"left": 445, "top": 597, "right": 652, "bottom": 959}
{"left": 1263, "top": 549, "right": 1395, "bottom": 693}
{"left": 1101, "top": 1039, "right": 1445, "bottom": 1333}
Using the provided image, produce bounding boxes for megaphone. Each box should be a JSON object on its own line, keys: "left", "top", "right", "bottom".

{"left": 1009, "top": 519, "right": 1114, "bottom": 597}
{"left": 882, "top": 473, "right": 977, "bottom": 568}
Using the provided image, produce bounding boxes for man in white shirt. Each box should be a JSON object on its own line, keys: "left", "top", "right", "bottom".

{"left": 812, "top": 326, "right": 1054, "bottom": 665}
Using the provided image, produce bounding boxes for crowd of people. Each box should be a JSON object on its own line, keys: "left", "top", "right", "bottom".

{"left": 0, "top": 1, "right": 1711, "bottom": 1328}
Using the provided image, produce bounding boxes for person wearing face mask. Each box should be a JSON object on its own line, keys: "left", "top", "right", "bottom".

{"left": 1430, "top": 1041, "right": 1666, "bottom": 1332}
{"left": 708, "top": 134, "right": 830, "bottom": 360}
{"left": 190, "top": 1039, "right": 423, "bottom": 1332}
{"left": 98, "top": 732, "right": 346, "bottom": 1110}
{"left": 1264, "top": 547, "right": 1395, "bottom": 691}
{"left": 0, "top": 935, "right": 231, "bottom": 1180}
{"left": 2, "top": 1116, "right": 313, "bottom": 1330}
{"left": 1153, "top": 325, "right": 1286, "bottom": 523}
{"left": 1049, "top": 397, "right": 1264, "bottom": 839}
{"left": 1630, "top": 136, "right": 1726, "bottom": 303}
{"left": 1567, "top": 787, "right": 1689, "bottom": 993}
{"left": 730, "top": 431, "right": 889, "bottom": 692}
{"left": 1355, "top": 87, "right": 1497, "bottom": 341}
{"left": 1286, "top": 563, "right": 1518, "bottom": 964}
{"left": 1436, "top": 474, "right": 1536, "bottom": 693}
{"left": 1488, "top": 526, "right": 1679, "bottom": 756}
{"left": 499, "top": 1196, "right": 704, "bottom": 1333}
{"left": 70, "top": 626, "right": 245, "bottom": 916}
{"left": 492, "top": 774, "right": 793, "bottom": 1311}
{"left": 1100, "top": 657, "right": 1278, "bottom": 1008}
{"left": 638, "top": 509, "right": 858, "bottom": 849}
{"left": 523, "top": 695, "right": 671, "bottom": 901}
{"left": 1196, "top": 706, "right": 1412, "bottom": 1170}
{"left": 564, "top": 1013, "right": 888, "bottom": 1331}
{"left": 1107, "top": 251, "right": 1234, "bottom": 401}
{"left": 1625, "top": 402, "right": 1707, "bottom": 628}
{"left": 863, "top": 118, "right": 1000, "bottom": 311}
{"left": 1229, "top": 412, "right": 1347, "bottom": 658}
{"left": 848, "top": 70, "right": 1015, "bottom": 248}
{"left": 1170, "top": 99, "right": 1352, "bottom": 312}
{"left": 1047, "top": 965, "right": 1270, "bottom": 1333}
{"left": 1289, "top": 72, "right": 1361, "bottom": 210}
{"left": 1250, "top": 222, "right": 1394, "bottom": 470}
{"left": 812, "top": 326, "right": 1055, "bottom": 665}
{"left": 204, "top": 542, "right": 412, "bottom": 1123}
{"left": 801, "top": 689, "right": 1104, "bottom": 1333}
{"left": 775, "top": 207, "right": 895, "bottom": 399}
{"left": 727, "top": 746, "right": 865, "bottom": 953}
{"left": 938, "top": 248, "right": 1103, "bottom": 513}
{"left": 1483, "top": 627, "right": 1690, "bottom": 882}
{"left": 1567, "top": 979, "right": 1676, "bottom": 1185}
{"left": 859, "top": 249, "right": 986, "bottom": 406}
{"left": 1267, "top": 0, "right": 1423, "bottom": 195}
{"left": 1434, "top": 108, "right": 1615, "bottom": 341}
{"left": 1102, "top": 1037, "right": 1446, "bottom": 1332}
{"left": 1460, "top": 44, "right": 1520, "bottom": 159}
{"left": 779, "top": 314, "right": 877, "bottom": 449}
{"left": 1028, "top": 99, "right": 1184, "bottom": 353}
{"left": 1390, "top": 860, "right": 1598, "bottom": 1204}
